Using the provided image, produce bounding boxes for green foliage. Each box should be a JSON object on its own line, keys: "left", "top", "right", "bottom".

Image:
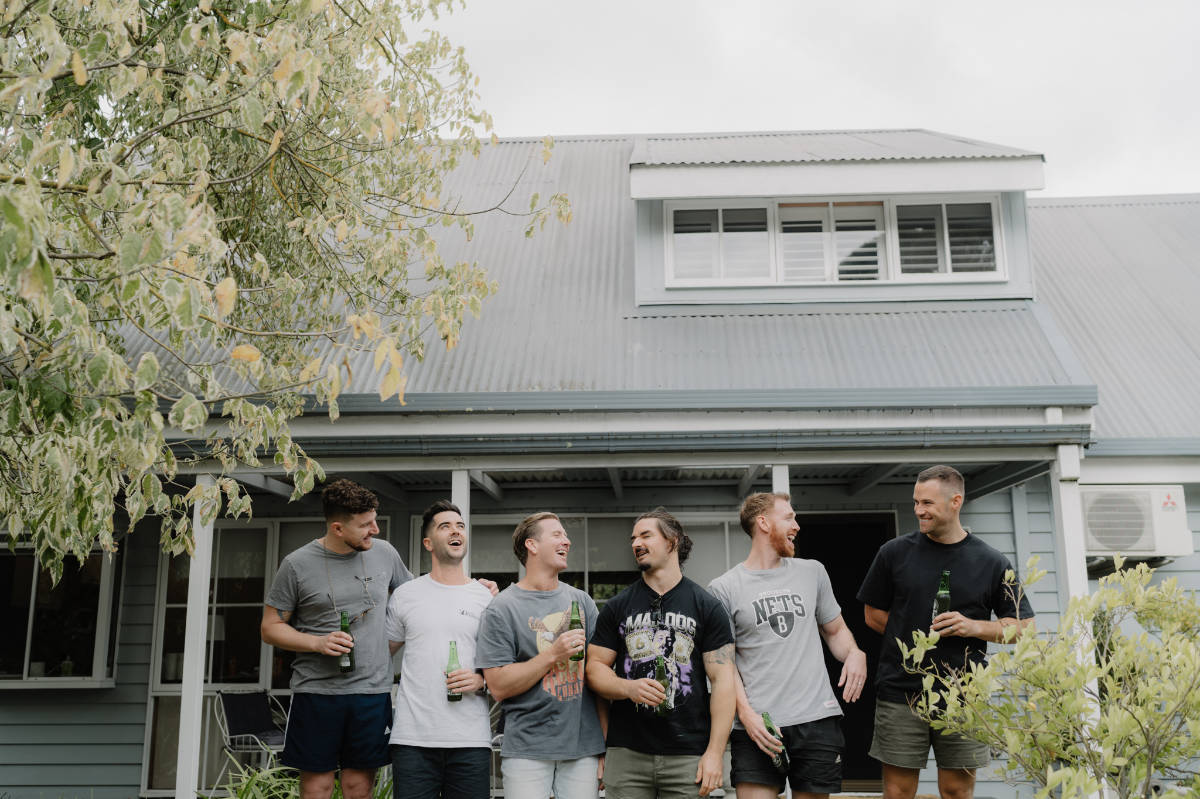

{"left": 216, "top": 758, "right": 394, "bottom": 798}
{"left": 904, "top": 557, "right": 1200, "bottom": 798}
{"left": 0, "top": 0, "right": 568, "bottom": 577}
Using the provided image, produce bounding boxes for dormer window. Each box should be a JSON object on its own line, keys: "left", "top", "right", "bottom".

{"left": 664, "top": 196, "right": 1001, "bottom": 287}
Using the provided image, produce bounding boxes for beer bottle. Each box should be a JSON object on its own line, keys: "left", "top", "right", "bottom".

{"left": 762, "top": 712, "right": 789, "bottom": 772}
{"left": 933, "top": 569, "right": 952, "bottom": 623}
{"left": 653, "top": 654, "right": 670, "bottom": 715}
{"left": 446, "top": 640, "right": 462, "bottom": 702}
{"left": 338, "top": 612, "right": 354, "bottom": 673}
{"left": 568, "top": 600, "right": 585, "bottom": 662}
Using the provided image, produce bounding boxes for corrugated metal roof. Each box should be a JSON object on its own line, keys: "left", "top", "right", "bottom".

{"left": 370, "top": 137, "right": 1076, "bottom": 398}
{"left": 629, "top": 129, "right": 1041, "bottom": 167}
{"left": 1029, "top": 195, "right": 1200, "bottom": 440}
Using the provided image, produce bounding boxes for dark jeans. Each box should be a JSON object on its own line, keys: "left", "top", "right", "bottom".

{"left": 391, "top": 744, "right": 491, "bottom": 799}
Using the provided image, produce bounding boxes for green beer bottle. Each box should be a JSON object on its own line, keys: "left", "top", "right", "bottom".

{"left": 446, "top": 640, "right": 462, "bottom": 702}
{"left": 653, "top": 654, "right": 670, "bottom": 715}
{"left": 933, "top": 569, "right": 952, "bottom": 622}
{"left": 568, "top": 601, "right": 585, "bottom": 662}
{"left": 762, "top": 712, "right": 789, "bottom": 772}
{"left": 338, "top": 611, "right": 354, "bottom": 673}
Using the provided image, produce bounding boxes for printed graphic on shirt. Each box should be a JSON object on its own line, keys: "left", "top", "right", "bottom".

{"left": 620, "top": 609, "right": 698, "bottom": 711}
{"left": 752, "top": 590, "right": 807, "bottom": 639}
{"left": 528, "top": 610, "right": 585, "bottom": 702}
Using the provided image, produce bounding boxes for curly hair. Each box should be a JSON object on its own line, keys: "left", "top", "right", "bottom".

{"left": 636, "top": 507, "right": 693, "bottom": 565}
{"left": 322, "top": 479, "right": 379, "bottom": 522}
{"left": 738, "top": 492, "right": 791, "bottom": 537}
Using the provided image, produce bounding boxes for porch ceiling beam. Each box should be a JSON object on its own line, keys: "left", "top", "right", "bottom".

{"left": 968, "top": 461, "right": 1052, "bottom": 501}
{"left": 737, "top": 465, "right": 766, "bottom": 497}
{"left": 350, "top": 474, "right": 408, "bottom": 504}
{"left": 848, "top": 463, "right": 905, "bottom": 497}
{"left": 469, "top": 470, "right": 504, "bottom": 502}
{"left": 606, "top": 468, "right": 624, "bottom": 500}
{"left": 232, "top": 472, "right": 294, "bottom": 499}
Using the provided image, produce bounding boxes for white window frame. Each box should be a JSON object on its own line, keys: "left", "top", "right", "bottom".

{"left": 663, "top": 193, "right": 1006, "bottom": 287}
{"left": 664, "top": 199, "right": 779, "bottom": 287}
{"left": 0, "top": 542, "right": 121, "bottom": 689}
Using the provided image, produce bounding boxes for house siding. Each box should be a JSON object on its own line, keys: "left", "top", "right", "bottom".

{"left": 0, "top": 526, "right": 156, "bottom": 799}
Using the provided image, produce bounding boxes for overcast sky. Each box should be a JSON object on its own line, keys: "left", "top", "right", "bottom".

{"left": 431, "top": 0, "right": 1200, "bottom": 198}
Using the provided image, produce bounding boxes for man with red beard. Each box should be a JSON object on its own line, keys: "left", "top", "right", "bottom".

{"left": 708, "top": 493, "right": 867, "bottom": 799}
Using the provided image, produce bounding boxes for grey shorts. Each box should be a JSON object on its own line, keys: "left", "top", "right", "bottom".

{"left": 603, "top": 746, "right": 702, "bottom": 799}
{"left": 868, "top": 699, "right": 989, "bottom": 771}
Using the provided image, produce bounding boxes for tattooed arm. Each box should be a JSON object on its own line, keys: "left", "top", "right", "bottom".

{"left": 697, "top": 643, "right": 736, "bottom": 796}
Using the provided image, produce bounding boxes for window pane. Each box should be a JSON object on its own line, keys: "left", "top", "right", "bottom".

{"left": 721, "top": 208, "right": 771, "bottom": 279}
{"left": 278, "top": 521, "right": 324, "bottom": 568}
{"left": 147, "top": 695, "right": 181, "bottom": 789}
{"left": 28, "top": 553, "right": 102, "bottom": 677}
{"left": 161, "top": 607, "right": 187, "bottom": 684}
{"left": 897, "top": 205, "right": 943, "bottom": 273}
{"left": 946, "top": 203, "right": 996, "bottom": 272}
{"left": 209, "top": 606, "right": 263, "bottom": 683}
{"left": 779, "top": 206, "right": 828, "bottom": 283}
{"left": 215, "top": 528, "right": 266, "bottom": 603}
{"left": 834, "top": 206, "right": 884, "bottom": 281}
{"left": 0, "top": 552, "right": 33, "bottom": 678}
{"left": 165, "top": 552, "right": 189, "bottom": 603}
{"left": 672, "top": 209, "right": 718, "bottom": 280}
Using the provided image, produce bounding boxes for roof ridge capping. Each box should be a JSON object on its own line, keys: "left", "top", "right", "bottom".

{"left": 629, "top": 128, "right": 1043, "bottom": 167}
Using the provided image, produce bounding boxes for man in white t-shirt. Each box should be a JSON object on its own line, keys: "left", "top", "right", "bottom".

{"left": 386, "top": 500, "right": 494, "bottom": 798}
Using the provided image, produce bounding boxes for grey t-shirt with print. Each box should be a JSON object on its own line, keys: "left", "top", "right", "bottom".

{"left": 475, "top": 583, "right": 606, "bottom": 760}
{"left": 265, "top": 538, "right": 412, "bottom": 694}
{"left": 708, "top": 559, "right": 843, "bottom": 727}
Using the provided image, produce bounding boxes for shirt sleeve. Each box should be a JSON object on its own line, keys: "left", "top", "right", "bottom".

{"left": 699, "top": 589, "right": 734, "bottom": 653}
{"left": 264, "top": 559, "right": 298, "bottom": 613}
{"left": 475, "top": 600, "right": 517, "bottom": 669}
{"left": 706, "top": 576, "right": 738, "bottom": 641}
{"left": 385, "top": 584, "right": 407, "bottom": 644}
{"left": 814, "top": 562, "right": 842, "bottom": 625}
{"left": 856, "top": 545, "right": 893, "bottom": 611}
{"left": 990, "top": 557, "right": 1036, "bottom": 621}
{"left": 591, "top": 597, "right": 622, "bottom": 651}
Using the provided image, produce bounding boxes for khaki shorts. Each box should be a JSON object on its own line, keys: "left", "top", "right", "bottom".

{"left": 868, "top": 699, "right": 989, "bottom": 771}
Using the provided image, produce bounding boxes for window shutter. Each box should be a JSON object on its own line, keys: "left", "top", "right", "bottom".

{"left": 897, "top": 205, "right": 943, "bottom": 273}
{"left": 946, "top": 203, "right": 996, "bottom": 272}
{"left": 779, "top": 205, "right": 828, "bottom": 282}
{"left": 720, "top": 208, "right": 771, "bottom": 279}
{"left": 834, "top": 204, "right": 884, "bottom": 281}
{"left": 672, "top": 209, "right": 719, "bottom": 280}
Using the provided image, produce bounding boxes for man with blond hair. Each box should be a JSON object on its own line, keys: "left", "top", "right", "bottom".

{"left": 476, "top": 512, "right": 606, "bottom": 799}
{"left": 709, "top": 492, "right": 867, "bottom": 799}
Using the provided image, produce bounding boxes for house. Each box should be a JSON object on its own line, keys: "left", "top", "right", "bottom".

{"left": 2, "top": 131, "right": 1197, "bottom": 799}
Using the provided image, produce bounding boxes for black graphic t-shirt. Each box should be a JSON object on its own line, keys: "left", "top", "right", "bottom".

{"left": 592, "top": 577, "right": 733, "bottom": 755}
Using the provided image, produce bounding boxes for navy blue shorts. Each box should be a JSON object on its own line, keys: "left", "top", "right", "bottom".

{"left": 282, "top": 692, "right": 392, "bottom": 773}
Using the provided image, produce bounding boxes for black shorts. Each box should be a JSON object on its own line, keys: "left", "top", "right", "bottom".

{"left": 282, "top": 692, "right": 392, "bottom": 773}
{"left": 730, "top": 715, "right": 845, "bottom": 794}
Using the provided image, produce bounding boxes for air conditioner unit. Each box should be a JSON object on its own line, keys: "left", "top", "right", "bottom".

{"left": 1080, "top": 485, "right": 1193, "bottom": 557}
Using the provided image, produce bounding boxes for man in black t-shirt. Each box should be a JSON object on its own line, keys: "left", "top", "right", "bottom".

{"left": 857, "top": 465, "right": 1035, "bottom": 799}
{"left": 586, "top": 507, "right": 736, "bottom": 798}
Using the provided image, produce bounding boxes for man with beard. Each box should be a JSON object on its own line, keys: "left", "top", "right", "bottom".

{"left": 262, "top": 479, "right": 412, "bottom": 799}
{"left": 586, "top": 507, "right": 736, "bottom": 798}
{"left": 708, "top": 493, "right": 867, "bottom": 799}
{"left": 386, "top": 500, "right": 494, "bottom": 798}
{"left": 476, "top": 512, "right": 606, "bottom": 799}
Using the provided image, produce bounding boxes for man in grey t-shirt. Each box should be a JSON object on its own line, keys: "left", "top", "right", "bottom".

{"left": 476, "top": 512, "right": 606, "bottom": 799}
{"left": 262, "top": 479, "right": 412, "bottom": 799}
{"left": 708, "top": 493, "right": 867, "bottom": 799}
